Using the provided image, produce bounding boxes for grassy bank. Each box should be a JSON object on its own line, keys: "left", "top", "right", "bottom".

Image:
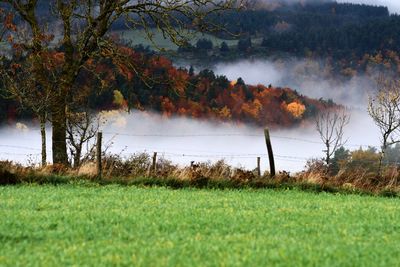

{"left": 1, "top": 184, "right": 400, "bottom": 266}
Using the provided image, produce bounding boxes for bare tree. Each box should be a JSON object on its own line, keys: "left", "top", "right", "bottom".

{"left": 368, "top": 77, "right": 400, "bottom": 176}
{"left": 0, "top": 0, "right": 238, "bottom": 165}
{"left": 66, "top": 110, "right": 103, "bottom": 169}
{"left": 316, "top": 109, "right": 350, "bottom": 168}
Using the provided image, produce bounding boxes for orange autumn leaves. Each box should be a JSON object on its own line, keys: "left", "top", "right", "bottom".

{"left": 284, "top": 102, "right": 306, "bottom": 118}
{"left": 5, "top": 39, "right": 329, "bottom": 128}
{"left": 106, "top": 47, "right": 331, "bottom": 127}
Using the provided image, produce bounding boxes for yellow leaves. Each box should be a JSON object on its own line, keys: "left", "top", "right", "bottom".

{"left": 113, "top": 90, "right": 127, "bottom": 109}
{"left": 285, "top": 102, "right": 306, "bottom": 119}
{"left": 219, "top": 106, "right": 232, "bottom": 119}
{"left": 241, "top": 99, "right": 262, "bottom": 119}
{"left": 253, "top": 99, "right": 262, "bottom": 111}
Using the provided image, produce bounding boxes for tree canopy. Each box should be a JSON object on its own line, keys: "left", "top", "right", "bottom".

{"left": 0, "top": 0, "right": 237, "bottom": 165}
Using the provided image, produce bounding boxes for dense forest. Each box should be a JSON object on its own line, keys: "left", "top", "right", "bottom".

{"left": 174, "top": 2, "right": 400, "bottom": 59}
{"left": 0, "top": 45, "right": 335, "bottom": 128}
{"left": 3, "top": 1, "right": 400, "bottom": 61}
{"left": 2, "top": 0, "right": 399, "bottom": 128}
{"left": 2, "top": 0, "right": 399, "bottom": 60}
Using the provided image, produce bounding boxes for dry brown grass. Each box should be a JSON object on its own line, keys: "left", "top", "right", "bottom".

{"left": 297, "top": 157, "right": 400, "bottom": 193}
{"left": 173, "top": 160, "right": 233, "bottom": 182}
{"left": 1, "top": 153, "right": 400, "bottom": 196}
{"left": 78, "top": 162, "right": 97, "bottom": 177}
{"left": 38, "top": 163, "right": 69, "bottom": 176}
{"left": 100, "top": 155, "right": 260, "bottom": 184}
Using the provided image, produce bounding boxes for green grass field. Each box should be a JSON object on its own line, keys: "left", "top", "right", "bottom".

{"left": 1, "top": 184, "right": 399, "bottom": 266}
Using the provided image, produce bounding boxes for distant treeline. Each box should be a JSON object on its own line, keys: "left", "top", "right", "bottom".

{"left": 3, "top": 1, "right": 399, "bottom": 58}
{"left": 180, "top": 2, "right": 400, "bottom": 58}
{"left": 213, "top": 2, "right": 389, "bottom": 35}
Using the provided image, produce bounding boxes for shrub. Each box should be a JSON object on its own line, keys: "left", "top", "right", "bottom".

{"left": 156, "top": 158, "right": 178, "bottom": 178}
{"left": 0, "top": 162, "right": 18, "bottom": 185}
{"left": 298, "top": 158, "right": 328, "bottom": 184}
{"left": 341, "top": 147, "right": 380, "bottom": 173}
{"left": 103, "top": 153, "right": 151, "bottom": 178}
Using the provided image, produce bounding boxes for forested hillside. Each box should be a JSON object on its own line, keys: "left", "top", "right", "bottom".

{"left": 2, "top": 0, "right": 397, "bottom": 128}
{"left": 2, "top": 0, "right": 398, "bottom": 59}
{"left": 0, "top": 45, "right": 335, "bottom": 128}
{"left": 173, "top": 2, "right": 399, "bottom": 58}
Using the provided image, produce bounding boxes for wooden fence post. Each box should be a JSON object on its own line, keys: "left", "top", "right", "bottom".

{"left": 264, "top": 128, "right": 276, "bottom": 178}
{"left": 257, "top": 157, "right": 261, "bottom": 177}
{"left": 152, "top": 152, "right": 157, "bottom": 175}
{"left": 96, "top": 131, "right": 102, "bottom": 179}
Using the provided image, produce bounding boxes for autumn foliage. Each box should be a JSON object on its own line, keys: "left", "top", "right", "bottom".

{"left": 1, "top": 44, "right": 336, "bottom": 128}
{"left": 91, "top": 46, "right": 336, "bottom": 128}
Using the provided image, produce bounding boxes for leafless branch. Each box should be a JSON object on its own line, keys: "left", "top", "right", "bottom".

{"left": 316, "top": 108, "right": 350, "bottom": 167}
{"left": 368, "top": 75, "right": 400, "bottom": 176}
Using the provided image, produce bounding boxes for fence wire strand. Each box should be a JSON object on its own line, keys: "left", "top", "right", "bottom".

{"left": 0, "top": 130, "right": 386, "bottom": 166}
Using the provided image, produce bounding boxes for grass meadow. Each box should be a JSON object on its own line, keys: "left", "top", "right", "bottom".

{"left": 1, "top": 184, "right": 400, "bottom": 266}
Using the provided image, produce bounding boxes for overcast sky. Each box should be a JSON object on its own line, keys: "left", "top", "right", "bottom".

{"left": 338, "top": 0, "right": 400, "bottom": 14}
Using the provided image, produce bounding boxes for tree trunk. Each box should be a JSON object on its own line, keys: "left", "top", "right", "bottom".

{"left": 325, "top": 140, "right": 330, "bottom": 166}
{"left": 378, "top": 141, "right": 388, "bottom": 178}
{"left": 52, "top": 102, "right": 68, "bottom": 165}
{"left": 39, "top": 113, "right": 47, "bottom": 167}
{"left": 73, "top": 147, "right": 82, "bottom": 169}
{"left": 378, "top": 153, "right": 383, "bottom": 178}
{"left": 378, "top": 148, "right": 385, "bottom": 178}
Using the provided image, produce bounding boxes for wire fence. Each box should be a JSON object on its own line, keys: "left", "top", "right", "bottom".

{"left": 0, "top": 130, "right": 384, "bottom": 169}
{"left": 102, "top": 131, "right": 380, "bottom": 149}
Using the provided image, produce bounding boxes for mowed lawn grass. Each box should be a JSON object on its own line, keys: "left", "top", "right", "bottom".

{"left": 1, "top": 185, "right": 400, "bottom": 267}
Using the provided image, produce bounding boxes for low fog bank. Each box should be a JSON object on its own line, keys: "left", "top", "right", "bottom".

{"left": 0, "top": 59, "right": 383, "bottom": 172}
{"left": 212, "top": 59, "right": 382, "bottom": 169}
{"left": 213, "top": 59, "right": 375, "bottom": 109}
{"left": 0, "top": 110, "right": 381, "bottom": 172}
{"left": 0, "top": 124, "right": 49, "bottom": 165}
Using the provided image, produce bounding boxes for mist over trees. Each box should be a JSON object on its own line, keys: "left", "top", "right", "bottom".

{"left": 0, "top": 0, "right": 237, "bottom": 166}
{"left": 1, "top": 49, "right": 334, "bottom": 127}
{"left": 2, "top": 0, "right": 400, "bottom": 172}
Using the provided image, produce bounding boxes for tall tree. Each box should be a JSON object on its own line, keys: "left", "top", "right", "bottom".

{"left": 0, "top": 0, "right": 237, "bottom": 165}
